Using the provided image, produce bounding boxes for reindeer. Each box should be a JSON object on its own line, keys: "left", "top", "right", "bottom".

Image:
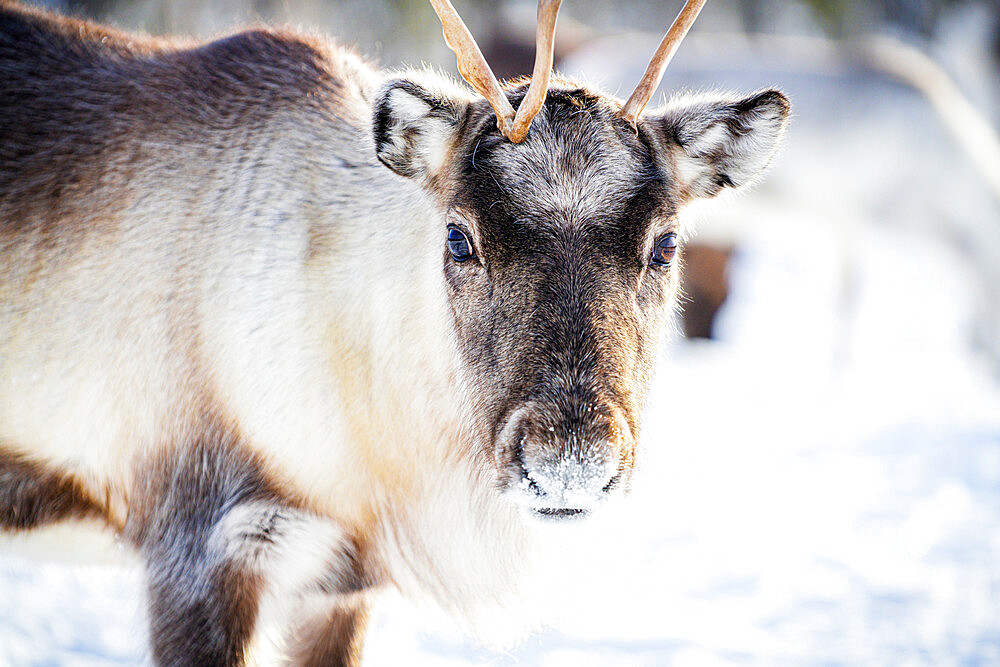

{"left": 0, "top": 0, "right": 788, "bottom": 663}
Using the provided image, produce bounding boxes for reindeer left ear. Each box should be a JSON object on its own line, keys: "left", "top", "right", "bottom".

{"left": 373, "top": 78, "right": 467, "bottom": 181}
{"left": 643, "top": 89, "right": 790, "bottom": 200}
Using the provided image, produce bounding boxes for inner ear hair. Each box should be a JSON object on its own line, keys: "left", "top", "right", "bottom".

{"left": 645, "top": 89, "right": 791, "bottom": 200}
{"left": 372, "top": 77, "right": 467, "bottom": 180}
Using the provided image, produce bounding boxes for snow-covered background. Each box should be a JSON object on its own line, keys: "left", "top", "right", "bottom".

{"left": 4, "top": 1, "right": 1000, "bottom": 665}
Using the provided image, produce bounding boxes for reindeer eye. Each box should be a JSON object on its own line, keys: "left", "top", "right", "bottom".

{"left": 447, "top": 226, "right": 474, "bottom": 262}
{"left": 650, "top": 234, "right": 678, "bottom": 268}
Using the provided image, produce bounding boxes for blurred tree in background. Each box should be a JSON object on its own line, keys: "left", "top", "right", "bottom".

{"left": 44, "top": 0, "right": 996, "bottom": 56}
{"left": 800, "top": 0, "right": 969, "bottom": 36}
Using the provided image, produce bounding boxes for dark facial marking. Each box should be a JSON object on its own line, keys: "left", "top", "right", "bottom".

{"left": 439, "top": 85, "right": 682, "bottom": 502}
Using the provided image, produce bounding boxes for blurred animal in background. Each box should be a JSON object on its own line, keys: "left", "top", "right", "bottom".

{"left": 0, "top": 0, "right": 788, "bottom": 663}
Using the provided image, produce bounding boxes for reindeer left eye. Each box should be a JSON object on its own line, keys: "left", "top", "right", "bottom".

{"left": 447, "top": 226, "right": 475, "bottom": 262}
{"left": 650, "top": 234, "right": 678, "bottom": 267}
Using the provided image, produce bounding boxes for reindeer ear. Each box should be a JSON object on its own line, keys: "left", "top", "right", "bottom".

{"left": 373, "top": 79, "right": 465, "bottom": 180}
{"left": 644, "top": 90, "right": 790, "bottom": 199}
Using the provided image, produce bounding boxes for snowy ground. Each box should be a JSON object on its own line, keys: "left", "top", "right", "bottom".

{"left": 4, "top": 22, "right": 1000, "bottom": 667}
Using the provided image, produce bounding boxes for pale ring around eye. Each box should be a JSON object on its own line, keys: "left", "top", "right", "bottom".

{"left": 447, "top": 226, "right": 475, "bottom": 262}
{"left": 650, "top": 233, "right": 678, "bottom": 267}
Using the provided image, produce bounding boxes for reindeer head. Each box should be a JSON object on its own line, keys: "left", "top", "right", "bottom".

{"left": 373, "top": 1, "right": 789, "bottom": 521}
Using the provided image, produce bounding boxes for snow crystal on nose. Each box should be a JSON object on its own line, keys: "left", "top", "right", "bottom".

{"left": 524, "top": 446, "right": 618, "bottom": 508}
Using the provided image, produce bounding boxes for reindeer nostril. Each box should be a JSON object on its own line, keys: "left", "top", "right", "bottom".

{"left": 516, "top": 439, "right": 543, "bottom": 495}
{"left": 520, "top": 467, "right": 543, "bottom": 496}
{"left": 602, "top": 472, "right": 621, "bottom": 494}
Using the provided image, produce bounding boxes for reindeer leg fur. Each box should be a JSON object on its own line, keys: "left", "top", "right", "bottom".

{"left": 124, "top": 430, "right": 364, "bottom": 666}
{"left": 0, "top": 447, "right": 106, "bottom": 530}
{"left": 288, "top": 602, "right": 370, "bottom": 667}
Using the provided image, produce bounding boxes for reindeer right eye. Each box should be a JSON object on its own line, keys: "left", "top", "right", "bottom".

{"left": 650, "top": 234, "right": 678, "bottom": 268}
{"left": 447, "top": 227, "right": 474, "bottom": 262}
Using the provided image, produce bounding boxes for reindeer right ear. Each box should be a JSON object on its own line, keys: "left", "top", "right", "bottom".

{"left": 642, "top": 90, "right": 790, "bottom": 200}
{"left": 373, "top": 79, "right": 465, "bottom": 180}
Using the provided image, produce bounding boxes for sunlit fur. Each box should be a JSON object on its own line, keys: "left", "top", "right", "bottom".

{"left": 0, "top": 2, "right": 789, "bottom": 663}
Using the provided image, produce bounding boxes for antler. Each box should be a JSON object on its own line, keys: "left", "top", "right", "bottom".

{"left": 617, "top": 0, "right": 707, "bottom": 125}
{"left": 428, "top": 0, "right": 515, "bottom": 138}
{"left": 508, "top": 0, "right": 563, "bottom": 143}
{"left": 429, "top": 0, "right": 562, "bottom": 143}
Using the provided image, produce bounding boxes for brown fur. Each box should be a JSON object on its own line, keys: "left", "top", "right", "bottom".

{"left": 0, "top": 447, "right": 107, "bottom": 530}
{"left": 291, "top": 602, "right": 370, "bottom": 667}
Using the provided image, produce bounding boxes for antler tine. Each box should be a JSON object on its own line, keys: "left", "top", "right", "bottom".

{"left": 617, "top": 0, "right": 707, "bottom": 125}
{"left": 428, "top": 0, "right": 516, "bottom": 139}
{"left": 508, "top": 0, "right": 563, "bottom": 143}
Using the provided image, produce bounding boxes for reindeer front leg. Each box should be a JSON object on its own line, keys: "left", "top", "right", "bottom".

{"left": 125, "top": 429, "right": 366, "bottom": 666}
{"left": 288, "top": 602, "right": 371, "bottom": 667}
{"left": 141, "top": 531, "right": 261, "bottom": 666}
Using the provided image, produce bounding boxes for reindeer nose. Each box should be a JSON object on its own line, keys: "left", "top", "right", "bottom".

{"left": 520, "top": 448, "right": 620, "bottom": 517}
{"left": 498, "top": 403, "right": 631, "bottom": 520}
